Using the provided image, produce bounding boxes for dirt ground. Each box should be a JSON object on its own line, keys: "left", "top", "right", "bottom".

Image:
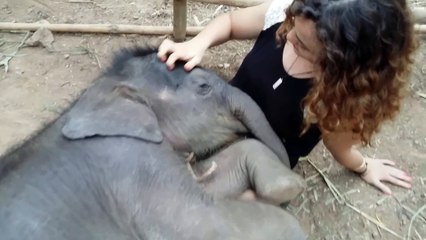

{"left": 0, "top": 0, "right": 425, "bottom": 239}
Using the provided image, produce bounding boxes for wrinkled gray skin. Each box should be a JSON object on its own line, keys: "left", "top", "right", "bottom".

{"left": 194, "top": 139, "right": 305, "bottom": 205}
{"left": 0, "top": 48, "right": 306, "bottom": 240}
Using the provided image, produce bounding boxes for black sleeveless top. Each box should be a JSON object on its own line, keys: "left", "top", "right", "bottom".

{"left": 230, "top": 23, "right": 321, "bottom": 168}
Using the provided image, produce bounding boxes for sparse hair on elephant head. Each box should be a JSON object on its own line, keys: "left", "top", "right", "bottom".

{"left": 62, "top": 47, "right": 291, "bottom": 167}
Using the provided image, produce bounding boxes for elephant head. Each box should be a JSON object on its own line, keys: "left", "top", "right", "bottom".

{"left": 61, "top": 48, "right": 290, "bottom": 167}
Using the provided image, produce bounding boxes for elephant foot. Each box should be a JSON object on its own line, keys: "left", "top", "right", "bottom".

{"left": 258, "top": 176, "right": 306, "bottom": 205}
{"left": 237, "top": 180, "right": 305, "bottom": 206}
{"left": 184, "top": 152, "right": 217, "bottom": 182}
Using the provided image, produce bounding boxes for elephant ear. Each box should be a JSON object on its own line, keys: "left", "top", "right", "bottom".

{"left": 62, "top": 85, "right": 163, "bottom": 143}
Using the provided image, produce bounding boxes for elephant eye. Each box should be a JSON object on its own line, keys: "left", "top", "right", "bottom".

{"left": 197, "top": 83, "right": 212, "bottom": 95}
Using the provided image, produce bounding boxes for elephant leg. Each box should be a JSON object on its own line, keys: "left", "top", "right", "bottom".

{"left": 193, "top": 139, "right": 306, "bottom": 205}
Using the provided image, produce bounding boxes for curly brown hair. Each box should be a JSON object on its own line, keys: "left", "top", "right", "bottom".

{"left": 276, "top": 0, "right": 418, "bottom": 145}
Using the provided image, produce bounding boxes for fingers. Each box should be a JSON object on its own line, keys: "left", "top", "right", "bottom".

{"left": 372, "top": 180, "right": 393, "bottom": 195}
{"left": 384, "top": 166, "right": 412, "bottom": 189}
{"left": 165, "top": 52, "right": 180, "bottom": 70}
{"left": 157, "top": 38, "right": 203, "bottom": 71}
{"left": 158, "top": 38, "right": 188, "bottom": 70}
{"left": 158, "top": 40, "right": 180, "bottom": 70}
{"left": 157, "top": 39, "right": 174, "bottom": 62}
{"left": 387, "top": 167, "right": 413, "bottom": 182}
{"left": 384, "top": 175, "right": 412, "bottom": 189}
{"left": 184, "top": 56, "right": 201, "bottom": 71}
{"left": 362, "top": 158, "right": 413, "bottom": 195}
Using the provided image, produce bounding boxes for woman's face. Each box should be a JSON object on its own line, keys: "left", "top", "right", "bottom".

{"left": 286, "top": 16, "right": 322, "bottom": 63}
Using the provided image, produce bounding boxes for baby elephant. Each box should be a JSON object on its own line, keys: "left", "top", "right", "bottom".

{"left": 0, "top": 47, "right": 306, "bottom": 240}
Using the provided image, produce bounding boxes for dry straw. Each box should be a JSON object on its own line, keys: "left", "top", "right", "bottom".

{"left": 304, "top": 157, "right": 405, "bottom": 239}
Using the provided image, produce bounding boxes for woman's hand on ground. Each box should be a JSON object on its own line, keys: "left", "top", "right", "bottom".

{"left": 157, "top": 39, "right": 206, "bottom": 71}
{"left": 360, "top": 157, "right": 412, "bottom": 195}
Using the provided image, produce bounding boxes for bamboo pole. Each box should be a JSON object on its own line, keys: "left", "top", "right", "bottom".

{"left": 173, "top": 0, "right": 188, "bottom": 42}
{"left": 191, "top": 0, "right": 264, "bottom": 7}
{"left": 0, "top": 22, "right": 424, "bottom": 35}
{"left": 0, "top": 22, "right": 203, "bottom": 36}
{"left": 415, "top": 24, "right": 426, "bottom": 33}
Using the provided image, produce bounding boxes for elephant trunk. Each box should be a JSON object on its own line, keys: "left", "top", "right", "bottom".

{"left": 224, "top": 86, "right": 291, "bottom": 168}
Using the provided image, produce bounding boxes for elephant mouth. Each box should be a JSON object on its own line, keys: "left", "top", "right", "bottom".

{"left": 162, "top": 130, "right": 191, "bottom": 152}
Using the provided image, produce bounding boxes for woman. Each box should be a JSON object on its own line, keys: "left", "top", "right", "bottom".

{"left": 157, "top": 0, "right": 417, "bottom": 195}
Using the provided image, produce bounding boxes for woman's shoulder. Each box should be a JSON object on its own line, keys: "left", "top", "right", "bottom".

{"left": 263, "top": 0, "right": 293, "bottom": 30}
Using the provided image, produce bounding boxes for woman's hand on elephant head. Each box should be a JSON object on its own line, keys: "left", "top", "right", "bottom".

{"left": 157, "top": 39, "right": 207, "bottom": 71}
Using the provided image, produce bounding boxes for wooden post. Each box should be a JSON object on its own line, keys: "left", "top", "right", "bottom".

{"left": 173, "top": 0, "right": 187, "bottom": 42}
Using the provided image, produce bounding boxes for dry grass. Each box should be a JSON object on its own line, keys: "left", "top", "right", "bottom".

{"left": 303, "top": 157, "right": 406, "bottom": 239}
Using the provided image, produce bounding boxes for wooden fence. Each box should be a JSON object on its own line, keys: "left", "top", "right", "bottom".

{"left": 0, "top": 1, "right": 424, "bottom": 40}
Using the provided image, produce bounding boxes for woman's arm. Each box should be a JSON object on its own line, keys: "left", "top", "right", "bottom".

{"left": 157, "top": 0, "right": 273, "bottom": 71}
{"left": 323, "top": 131, "right": 412, "bottom": 194}
{"left": 322, "top": 131, "right": 364, "bottom": 171}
